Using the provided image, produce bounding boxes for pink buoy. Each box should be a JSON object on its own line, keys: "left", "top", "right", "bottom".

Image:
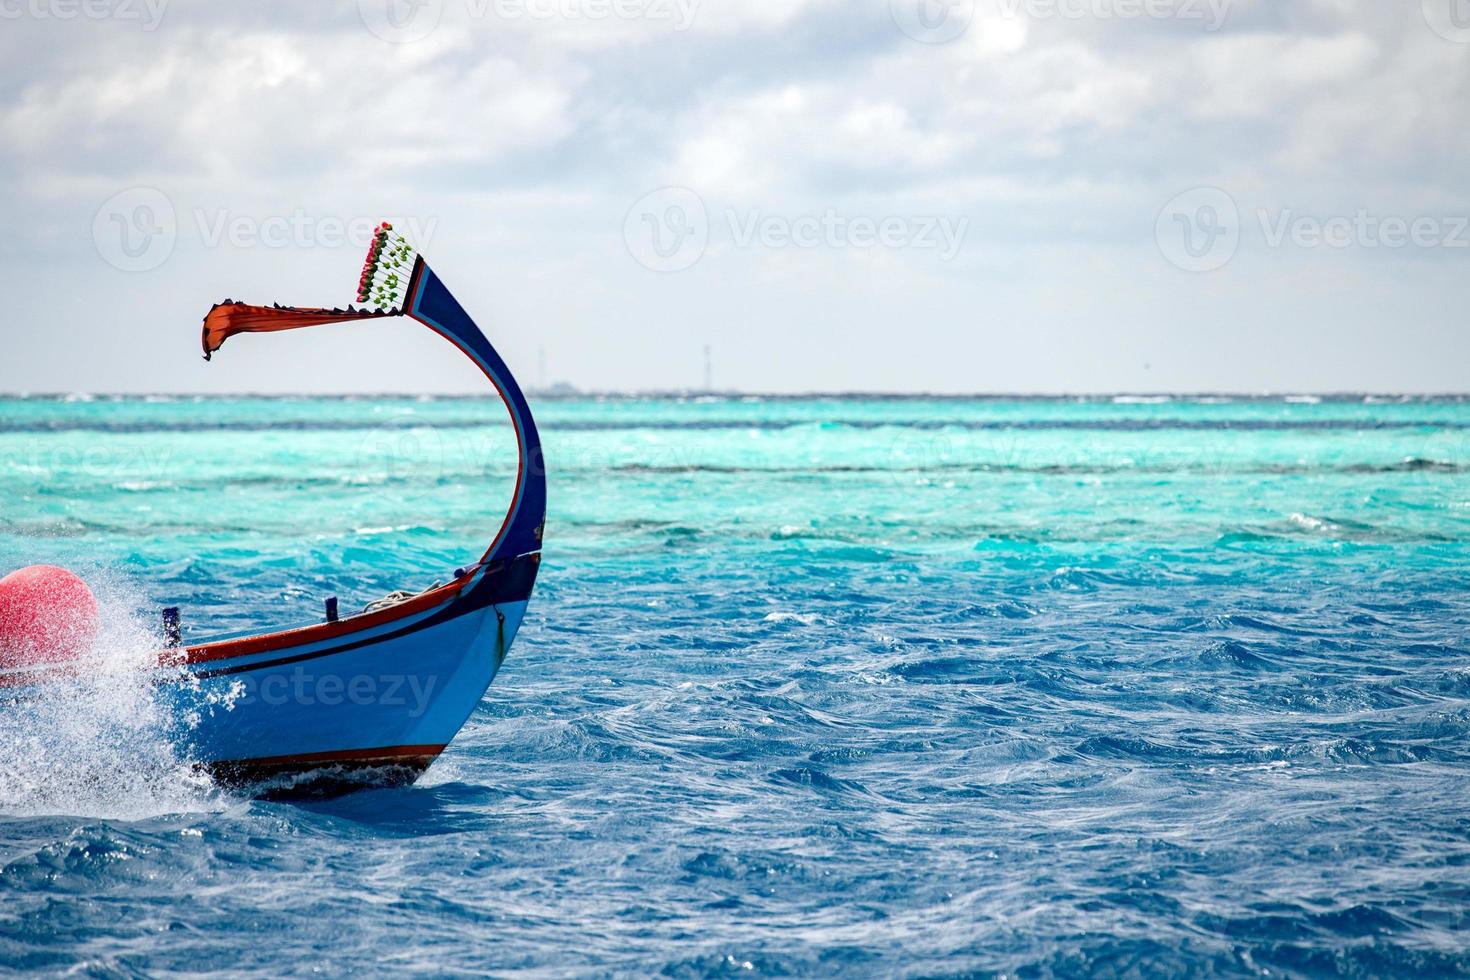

{"left": 0, "top": 565, "right": 100, "bottom": 668}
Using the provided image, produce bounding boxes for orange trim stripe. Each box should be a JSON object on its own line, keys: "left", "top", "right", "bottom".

{"left": 172, "top": 576, "right": 469, "bottom": 666}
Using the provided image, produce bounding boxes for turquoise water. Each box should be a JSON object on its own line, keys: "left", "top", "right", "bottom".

{"left": 1, "top": 395, "right": 1469, "bottom": 974}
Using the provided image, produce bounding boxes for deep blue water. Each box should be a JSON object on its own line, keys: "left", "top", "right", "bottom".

{"left": 1, "top": 395, "right": 1469, "bottom": 976}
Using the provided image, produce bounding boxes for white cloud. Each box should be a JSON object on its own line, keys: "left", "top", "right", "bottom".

{"left": 1, "top": 0, "right": 1467, "bottom": 393}
{"left": 668, "top": 83, "right": 968, "bottom": 199}
{"left": 1182, "top": 33, "right": 1379, "bottom": 120}
{"left": 1, "top": 26, "right": 579, "bottom": 188}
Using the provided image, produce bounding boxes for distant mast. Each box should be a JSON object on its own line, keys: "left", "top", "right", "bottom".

{"left": 703, "top": 344, "right": 712, "bottom": 393}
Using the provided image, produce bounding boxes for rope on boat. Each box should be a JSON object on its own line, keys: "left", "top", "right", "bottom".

{"left": 363, "top": 582, "right": 442, "bottom": 613}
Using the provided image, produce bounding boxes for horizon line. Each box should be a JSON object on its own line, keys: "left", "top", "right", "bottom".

{"left": 4, "top": 390, "right": 1470, "bottom": 401}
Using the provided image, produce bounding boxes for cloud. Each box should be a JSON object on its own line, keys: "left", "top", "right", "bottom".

{"left": 1, "top": 0, "right": 1467, "bottom": 393}
{"left": 0, "top": 26, "right": 579, "bottom": 190}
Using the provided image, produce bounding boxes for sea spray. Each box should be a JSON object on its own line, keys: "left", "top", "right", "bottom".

{"left": 0, "top": 567, "right": 221, "bottom": 819}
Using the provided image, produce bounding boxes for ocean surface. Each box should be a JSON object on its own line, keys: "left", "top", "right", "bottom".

{"left": 1, "top": 394, "right": 1468, "bottom": 976}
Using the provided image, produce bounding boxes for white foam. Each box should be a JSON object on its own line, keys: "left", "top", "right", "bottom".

{"left": 763, "top": 611, "right": 825, "bottom": 626}
{"left": 1288, "top": 512, "right": 1337, "bottom": 533}
{"left": 0, "top": 570, "right": 225, "bottom": 820}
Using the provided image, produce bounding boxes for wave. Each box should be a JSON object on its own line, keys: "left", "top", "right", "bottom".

{"left": 1215, "top": 514, "right": 1460, "bottom": 546}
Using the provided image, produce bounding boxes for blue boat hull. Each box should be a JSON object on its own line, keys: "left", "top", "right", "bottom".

{"left": 4, "top": 242, "right": 551, "bottom": 797}
{"left": 172, "top": 604, "right": 527, "bottom": 790}
{"left": 162, "top": 552, "right": 539, "bottom": 794}
{"left": 182, "top": 251, "right": 547, "bottom": 794}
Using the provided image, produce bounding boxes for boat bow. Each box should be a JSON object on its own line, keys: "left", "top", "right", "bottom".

{"left": 171, "top": 225, "right": 545, "bottom": 793}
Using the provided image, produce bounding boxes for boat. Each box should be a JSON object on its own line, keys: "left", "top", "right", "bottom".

{"left": 159, "top": 224, "right": 546, "bottom": 794}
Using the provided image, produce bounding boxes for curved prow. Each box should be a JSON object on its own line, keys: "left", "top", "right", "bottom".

{"left": 199, "top": 226, "right": 544, "bottom": 586}
{"left": 404, "top": 258, "right": 545, "bottom": 564}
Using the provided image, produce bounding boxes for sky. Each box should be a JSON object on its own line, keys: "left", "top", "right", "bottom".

{"left": 0, "top": 0, "right": 1467, "bottom": 394}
